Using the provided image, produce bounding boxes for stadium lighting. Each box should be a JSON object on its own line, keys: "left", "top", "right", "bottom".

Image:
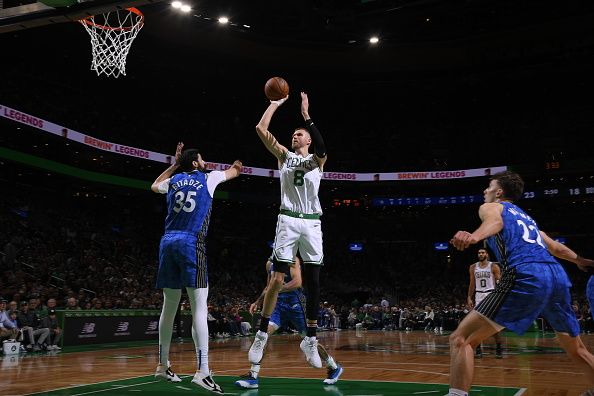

{"left": 180, "top": 4, "right": 191, "bottom": 12}
{"left": 218, "top": 17, "right": 229, "bottom": 24}
{"left": 171, "top": 1, "right": 182, "bottom": 8}
{"left": 369, "top": 36, "right": 379, "bottom": 44}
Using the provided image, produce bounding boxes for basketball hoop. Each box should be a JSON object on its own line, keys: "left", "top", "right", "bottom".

{"left": 79, "top": 7, "right": 144, "bottom": 78}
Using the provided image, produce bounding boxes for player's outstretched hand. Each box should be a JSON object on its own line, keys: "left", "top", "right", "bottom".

{"left": 232, "top": 160, "right": 243, "bottom": 170}
{"left": 450, "top": 231, "right": 478, "bottom": 251}
{"left": 249, "top": 302, "right": 259, "bottom": 315}
{"left": 174, "top": 142, "right": 184, "bottom": 165}
{"left": 576, "top": 257, "right": 594, "bottom": 272}
{"left": 270, "top": 96, "right": 288, "bottom": 106}
{"left": 300, "top": 92, "right": 309, "bottom": 114}
{"left": 467, "top": 297, "right": 474, "bottom": 310}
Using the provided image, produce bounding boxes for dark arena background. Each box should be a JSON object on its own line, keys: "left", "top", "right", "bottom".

{"left": 1, "top": 0, "right": 594, "bottom": 395}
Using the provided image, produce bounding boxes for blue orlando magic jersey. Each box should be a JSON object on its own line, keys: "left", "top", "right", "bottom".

{"left": 164, "top": 171, "right": 213, "bottom": 236}
{"left": 486, "top": 201, "right": 558, "bottom": 269}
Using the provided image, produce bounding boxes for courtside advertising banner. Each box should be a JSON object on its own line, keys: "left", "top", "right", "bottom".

{"left": 1, "top": 103, "right": 506, "bottom": 181}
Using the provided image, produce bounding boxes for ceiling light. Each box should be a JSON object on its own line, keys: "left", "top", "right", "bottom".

{"left": 171, "top": 1, "right": 182, "bottom": 8}
{"left": 219, "top": 17, "right": 229, "bottom": 24}
{"left": 180, "top": 4, "right": 191, "bottom": 12}
{"left": 369, "top": 36, "right": 379, "bottom": 44}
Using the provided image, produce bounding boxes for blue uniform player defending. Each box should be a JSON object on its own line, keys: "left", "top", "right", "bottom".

{"left": 448, "top": 171, "right": 594, "bottom": 396}
{"left": 236, "top": 256, "right": 343, "bottom": 389}
{"left": 151, "top": 142, "right": 242, "bottom": 395}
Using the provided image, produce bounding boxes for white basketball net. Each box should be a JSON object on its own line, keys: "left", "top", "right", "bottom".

{"left": 80, "top": 8, "right": 144, "bottom": 78}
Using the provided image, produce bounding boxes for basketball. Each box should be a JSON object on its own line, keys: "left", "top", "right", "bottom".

{"left": 264, "top": 77, "right": 289, "bottom": 101}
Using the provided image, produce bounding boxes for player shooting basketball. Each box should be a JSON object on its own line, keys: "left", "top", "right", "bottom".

{"left": 248, "top": 90, "right": 328, "bottom": 372}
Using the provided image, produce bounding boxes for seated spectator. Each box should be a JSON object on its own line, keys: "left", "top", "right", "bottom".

{"left": 17, "top": 301, "right": 50, "bottom": 351}
{"left": 66, "top": 297, "right": 81, "bottom": 310}
{"left": 40, "top": 309, "right": 62, "bottom": 350}
{"left": 0, "top": 298, "right": 19, "bottom": 341}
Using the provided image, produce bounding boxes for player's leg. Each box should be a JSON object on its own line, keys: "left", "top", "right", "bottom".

{"left": 473, "top": 292, "right": 486, "bottom": 358}
{"left": 298, "top": 219, "right": 324, "bottom": 368}
{"left": 249, "top": 215, "right": 299, "bottom": 364}
{"left": 556, "top": 333, "right": 594, "bottom": 385}
{"left": 236, "top": 306, "right": 281, "bottom": 389}
{"left": 180, "top": 237, "right": 224, "bottom": 395}
{"left": 316, "top": 343, "right": 343, "bottom": 384}
{"left": 448, "top": 311, "right": 502, "bottom": 394}
{"left": 187, "top": 287, "right": 210, "bottom": 375}
{"left": 248, "top": 269, "right": 285, "bottom": 364}
{"left": 155, "top": 236, "right": 183, "bottom": 382}
{"left": 155, "top": 288, "right": 182, "bottom": 382}
{"left": 188, "top": 287, "right": 223, "bottom": 394}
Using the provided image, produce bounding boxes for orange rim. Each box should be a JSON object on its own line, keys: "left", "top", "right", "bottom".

{"left": 80, "top": 7, "right": 144, "bottom": 32}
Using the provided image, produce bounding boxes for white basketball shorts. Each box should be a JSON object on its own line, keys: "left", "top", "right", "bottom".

{"left": 272, "top": 214, "right": 324, "bottom": 265}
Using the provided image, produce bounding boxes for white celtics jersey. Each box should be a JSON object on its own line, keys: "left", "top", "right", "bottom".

{"left": 474, "top": 261, "right": 496, "bottom": 292}
{"left": 279, "top": 151, "right": 322, "bottom": 215}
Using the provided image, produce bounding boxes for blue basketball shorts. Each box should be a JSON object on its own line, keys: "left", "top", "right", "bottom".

{"left": 476, "top": 262, "right": 579, "bottom": 337}
{"left": 269, "top": 293, "right": 306, "bottom": 333}
{"left": 156, "top": 233, "right": 208, "bottom": 289}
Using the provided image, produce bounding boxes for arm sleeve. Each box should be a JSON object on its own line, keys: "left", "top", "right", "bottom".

{"left": 155, "top": 178, "right": 171, "bottom": 194}
{"left": 206, "top": 171, "right": 227, "bottom": 197}
{"left": 305, "top": 119, "right": 326, "bottom": 158}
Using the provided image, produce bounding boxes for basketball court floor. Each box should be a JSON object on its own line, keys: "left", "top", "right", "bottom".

{"left": 2, "top": 329, "right": 591, "bottom": 395}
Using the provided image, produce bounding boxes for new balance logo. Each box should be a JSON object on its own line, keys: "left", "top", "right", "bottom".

{"left": 116, "top": 322, "right": 129, "bottom": 332}
{"left": 78, "top": 322, "right": 97, "bottom": 338}
{"left": 114, "top": 321, "right": 131, "bottom": 336}
{"left": 145, "top": 320, "right": 159, "bottom": 335}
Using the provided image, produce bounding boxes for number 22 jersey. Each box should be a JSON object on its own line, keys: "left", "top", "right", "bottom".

{"left": 486, "top": 201, "right": 559, "bottom": 270}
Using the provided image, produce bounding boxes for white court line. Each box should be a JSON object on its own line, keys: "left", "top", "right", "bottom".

{"left": 513, "top": 389, "right": 527, "bottom": 396}
{"left": 175, "top": 385, "right": 192, "bottom": 391}
{"left": 26, "top": 375, "right": 154, "bottom": 395}
{"left": 413, "top": 391, "right": 440, "bottom": 394}
{"left": 71, "top": 380, "right": 160, "bottom": 396}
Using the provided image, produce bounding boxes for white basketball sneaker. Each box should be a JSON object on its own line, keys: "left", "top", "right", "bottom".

{"left": 300, "top": 336, "right": 322, "bottom": 368}
{"left": 248, "top": 330, "right": 268, "bottom": 364}
{"left": 192, "top": 371, "right": 224, "bottom": 395}
{"left": 154, "top": 363, "right": 181, "bottom": 382}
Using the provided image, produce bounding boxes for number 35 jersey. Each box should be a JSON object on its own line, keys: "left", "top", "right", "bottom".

{"left": 486, "top": 201, "right": 558, "bottom": 270}
{"left": 156, "top": 170, "right": 226, "bottom": 235}
{"left": 280, "top": 151, "right": 323, "bottom": 215}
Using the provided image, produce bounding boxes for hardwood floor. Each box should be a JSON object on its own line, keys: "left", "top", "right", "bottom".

{"left": 1, "top": 330, "right": 591, "bottom": 395}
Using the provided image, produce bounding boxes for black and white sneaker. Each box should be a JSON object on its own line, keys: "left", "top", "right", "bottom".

{"left": 154, "top": 364, "right": 182, "bottom": 382}
{"left": 192, "top": 371, "right": 224, "bottom": 395}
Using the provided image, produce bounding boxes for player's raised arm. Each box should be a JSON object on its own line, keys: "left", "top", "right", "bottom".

{"left": 256, "top": 98, "right": 289, "bottom": 162}
{"left": 151, "top": 142, "right": 183, "bottom": 193}
{"left": 224, "top": 160, "right": 243, "bottom": 181}
{"left": 300, "top": 92, "right": 327, "bottom": 169}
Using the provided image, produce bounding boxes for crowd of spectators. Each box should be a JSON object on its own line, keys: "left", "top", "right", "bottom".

{"left": 2, "top": 181, "right": 594, "bottom": 352}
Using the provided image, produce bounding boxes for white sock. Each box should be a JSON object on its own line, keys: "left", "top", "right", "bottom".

{"left": 250, "top": 363, "right": 261, "bottom": 379}
{"left": 158, "top": 288, "right": 182, "bottom": 366}
{"left": 326, "top": 356, "right": 337, "bottom": 370}
{"left": 448, "top": 389, "right": 468, "bottom": 396}
{"left": 187, "top": 286, "right": 210, "bottom": 375}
